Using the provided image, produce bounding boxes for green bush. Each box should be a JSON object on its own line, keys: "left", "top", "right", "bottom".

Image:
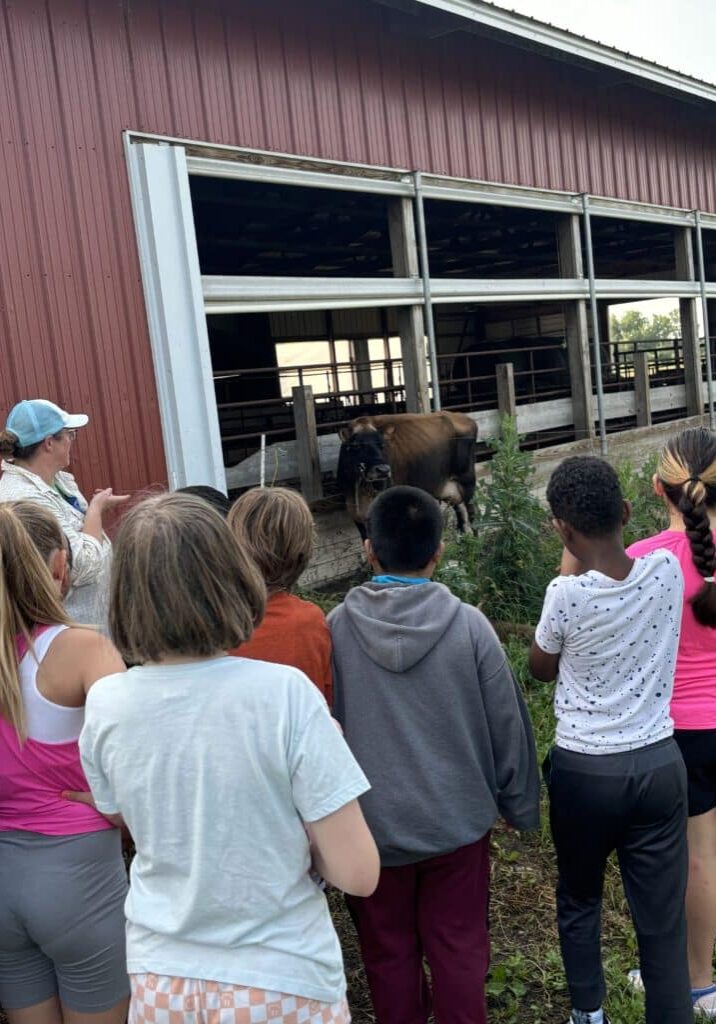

{"left": 436, "top": 425, "right": 669, "bottom": 628}
{"left": 438, "top": 417, "right": 560, "bottom": 626}
{"left": 616, "top": 453, "right": 667, "bottom": 547}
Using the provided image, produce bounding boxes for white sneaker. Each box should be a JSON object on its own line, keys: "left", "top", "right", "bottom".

{"left": 693, "top": 985, "right": 716, "bottom": 1017}
{"left": 626, "top": 968, "right": 644, "bottom": 993}
{"left": 566, "top": 1012, "right": 609, "bottom": 1024}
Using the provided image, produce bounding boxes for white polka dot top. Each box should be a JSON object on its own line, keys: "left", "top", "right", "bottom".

{"left": 534, "top": 550, "right": 683, "bottom": 754}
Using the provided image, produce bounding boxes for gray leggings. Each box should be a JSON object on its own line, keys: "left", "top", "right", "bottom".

{"left": 0, "top": 828, "right": 129, "bottom": 1012}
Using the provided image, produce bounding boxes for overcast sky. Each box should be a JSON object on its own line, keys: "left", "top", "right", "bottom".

{"left": 491, "top": 0, "right": 716, "bottom": 86}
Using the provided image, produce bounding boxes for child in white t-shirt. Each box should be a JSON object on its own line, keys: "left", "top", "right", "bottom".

{"left": 79, "top": 493, "right": 380, "bottom": 1024}
{"left": 530, "top": 456, "right": 691, "bottom": 1024}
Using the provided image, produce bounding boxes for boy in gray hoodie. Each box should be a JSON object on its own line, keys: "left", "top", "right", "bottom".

{"left": 329, "top": 485, "right": 540, "bottom": 1024}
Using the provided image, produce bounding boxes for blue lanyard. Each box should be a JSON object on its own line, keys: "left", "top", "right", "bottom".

{"left": 372, "top": 575, "right": 431, "bottom": 585}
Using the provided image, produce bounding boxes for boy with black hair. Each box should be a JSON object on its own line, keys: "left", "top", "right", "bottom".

{"left": 329, "top": 485, "right": 540, "bottom": 1024}
{"left": 175, "top": 484, "right": 232, "bottom": 517}
{"left": 531, "top": 455, "right": 692, "bottom": 1024}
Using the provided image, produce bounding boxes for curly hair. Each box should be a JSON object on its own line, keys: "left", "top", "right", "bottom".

{"left": 657, "top": 427, "right": 716, "bottom": 628}
{"left": 546, "top": 456, "right": 624, "bottom": 537}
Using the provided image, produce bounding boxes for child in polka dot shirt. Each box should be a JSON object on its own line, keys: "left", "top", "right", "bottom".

{"left": 530, "top": 456, "right": 691, "bottom": 1024}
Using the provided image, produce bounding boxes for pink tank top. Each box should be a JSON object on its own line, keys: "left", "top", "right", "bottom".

{"left": 628, "top": 530, "right": 716, "bottom": 730}
{"left": 0, "top": 625, "right": 112, "bottom": 835}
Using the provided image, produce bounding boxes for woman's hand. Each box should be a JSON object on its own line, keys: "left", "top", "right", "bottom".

{"left": 90, "top": 488, "right": 130, "bottom": 513}
{"left": 84, "top": 489, "right": 130, "bottom": 540}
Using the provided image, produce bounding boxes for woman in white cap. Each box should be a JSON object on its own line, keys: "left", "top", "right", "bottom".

{"left": 0, "top": 399, "right": 127, "bottom": 629}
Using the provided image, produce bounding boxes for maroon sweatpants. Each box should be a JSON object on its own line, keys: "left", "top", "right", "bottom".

{"left": 346, "top": 834, "right": 491, "bottom": 1024}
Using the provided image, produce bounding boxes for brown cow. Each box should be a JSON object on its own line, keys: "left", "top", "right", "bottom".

{"left": 336, "top": 411, "right": 478, "bottom": 537}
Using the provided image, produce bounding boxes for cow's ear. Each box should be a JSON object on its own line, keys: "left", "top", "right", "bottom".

{"left": 382, "top": 425, "right": 395, "bottom": 439}
{"left": 339, "top": 427, "right": 351, "bottom": 442}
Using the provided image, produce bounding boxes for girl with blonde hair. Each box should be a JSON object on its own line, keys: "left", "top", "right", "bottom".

{"left": 79, "top": 493, "right": 379, "bottom": 1024}
{"left": 628, "top": 427, "right": 716, "bottom": 1016}
{"left": 0, "top": 502, "right": 128, "bottom": 1024}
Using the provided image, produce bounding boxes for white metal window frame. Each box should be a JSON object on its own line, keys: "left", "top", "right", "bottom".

{"left": 123, "top": 139, "right": 227, "bottom": 492}
{"left": 124, "top": 129, "right": 716, "bottom": 488}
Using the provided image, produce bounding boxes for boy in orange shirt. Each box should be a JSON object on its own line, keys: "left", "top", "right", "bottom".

{"left": 228, "top": 487, "right": 332, "bottom": 705}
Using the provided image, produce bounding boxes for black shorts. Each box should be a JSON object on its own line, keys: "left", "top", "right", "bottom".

{"left": 673, "top": 729, "right": 716, "bottom": 817}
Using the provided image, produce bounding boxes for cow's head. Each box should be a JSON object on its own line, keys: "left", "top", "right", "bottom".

{"left": 338, "top": 420, "right": 392, "bottom": 491}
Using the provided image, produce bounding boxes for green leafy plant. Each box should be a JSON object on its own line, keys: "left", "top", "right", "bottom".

{"left": 470, "top": 417, "right": 560, "bottom": 626}
{"left": 616, "top": 453, "right": 667, "bottom": 547}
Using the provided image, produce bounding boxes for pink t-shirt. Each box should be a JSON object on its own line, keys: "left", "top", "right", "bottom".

{"left": 627, "top": 529, "right": 716, "bottom": 730}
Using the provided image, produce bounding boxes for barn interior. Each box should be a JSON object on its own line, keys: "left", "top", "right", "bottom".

{"left": 190, "top": 174, "right": 715, "bottom": 481}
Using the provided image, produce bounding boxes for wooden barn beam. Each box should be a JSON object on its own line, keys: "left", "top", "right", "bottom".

{"left": 556, "top": 214, "right": 595, "bottom": 440}
{"left": 674, "top": 227, "right": 705, "bottom": 418}
{"left": 496, "top": 363, "right": 517, "bottom": 422}
{"left": 351, "top": 338, "right": 373, "bottom": 402}
{"left": 634, "top": 351, "right": 652, "bottom": 428}
{"left": 292, "top": 386, "right": 323, "bottom": 502}
{"left": 388, "top": 197, "right": 431, "bottom": 414}
{"left": 597, "top": 300, "right": 612, "bottom": 378}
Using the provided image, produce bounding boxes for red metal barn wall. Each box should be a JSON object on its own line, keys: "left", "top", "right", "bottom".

{"left": 2, "top": 0, "right": 716, "bottom": 493}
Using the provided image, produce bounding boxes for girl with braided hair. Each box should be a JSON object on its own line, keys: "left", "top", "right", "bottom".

{"left": 628, "top": 427, "right": 716, "bottom": 1016}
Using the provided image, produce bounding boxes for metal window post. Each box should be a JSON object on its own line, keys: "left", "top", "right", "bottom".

{"left": 413, "top": 171, "right": 441, "bottom": 412}
{"left": 124, "top": 140, "right": 226, "bottom": 491}
{"left": 581, "top": 194, "right": 608, "bottom": 455}
{"left": 694, "top": 210, "right": 715, "bottom": 429}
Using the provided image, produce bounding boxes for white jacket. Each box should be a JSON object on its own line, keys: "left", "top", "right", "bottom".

{"left": 0, "top": 460, "right": 111, "bottom": 630}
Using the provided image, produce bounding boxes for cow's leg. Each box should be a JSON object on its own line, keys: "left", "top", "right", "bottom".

{"left": 459, "top": 474, "right": 477, "bottom": 531}
{"left": 454, "top": 501, "right": 473, "bottom": 535}
{"left": 440, "top": 480, "right": 473, "bottom": 535}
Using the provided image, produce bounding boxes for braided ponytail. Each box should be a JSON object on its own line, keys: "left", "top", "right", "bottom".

{"left": 658, "top": 428, "right": 716, "bottom": 628}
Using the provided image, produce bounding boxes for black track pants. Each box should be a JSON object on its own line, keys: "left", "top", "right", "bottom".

{"left": 544, "top": 738, "right": 692, "bottom": 1024}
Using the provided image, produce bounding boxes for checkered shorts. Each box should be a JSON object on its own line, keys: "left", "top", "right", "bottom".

{"left": 129, "top": 974, "right": 350, "bottom": 1024}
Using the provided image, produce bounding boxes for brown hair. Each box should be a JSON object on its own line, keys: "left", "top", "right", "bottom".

{"left": 228, "top": 487, "right": 315, "bottom": 593}
{"left": 9, "top": 501, "right": 66, "bottom": 564}
{"left": 110, "top": 493, "right": 266, "bottom": 664}
{"left": 0, "top": 429, "right": 42, "bottom": 462}
{"left": 657, "top": 427, "right": 716, "bottom": 628}
{"left": 0, "top": 505, "right": 72, "bottom": 736}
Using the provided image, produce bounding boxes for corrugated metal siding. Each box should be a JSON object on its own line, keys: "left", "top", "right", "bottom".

{"left": 2, "top": 0, "right": 716, "bottom": 490}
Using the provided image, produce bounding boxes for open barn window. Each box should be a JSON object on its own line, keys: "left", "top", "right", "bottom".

{"left": 586, "top": 217, "right": 677, "bottom": 280}
{"left": 424, "top": 200, "right": 560, "bottom": 279}
{"left": 599, "top": 298, "right": 691, "bottom": 430}
{"left": 435, "top": 300, "right": 573, "bottom": 448}
{"left": 190, "top": 177, "right": 393, "bottom": 278}
{"left": 208, "top": 307, "right": 406, "bottom": 478}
